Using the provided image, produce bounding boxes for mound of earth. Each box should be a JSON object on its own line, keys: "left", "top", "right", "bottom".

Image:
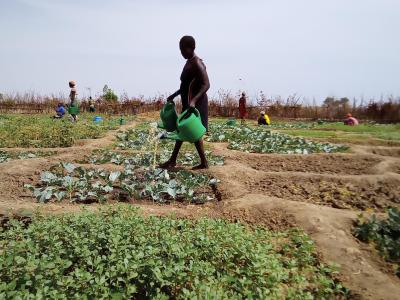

{"left": 246, "top": 174, "right": 400, "bottom": 210}
{"left": 235, "top": 153, "right": 381, "bottom": 175}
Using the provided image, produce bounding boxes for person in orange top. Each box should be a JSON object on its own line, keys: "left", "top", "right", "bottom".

{"left": 238, "top": 92, "right": 247, "bottom": 124}
{"left": 344, "top": 113, "right": 359, "bottom": 126}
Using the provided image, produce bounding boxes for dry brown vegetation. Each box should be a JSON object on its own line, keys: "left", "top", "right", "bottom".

{"left": 1, "top": 90, "right": 399, "bottom": 122}
{"left": 209, "top": 90, "right": 400, "bottom": 122}
{"left": 0, "top": 92, "right": 163, "bottom": 115}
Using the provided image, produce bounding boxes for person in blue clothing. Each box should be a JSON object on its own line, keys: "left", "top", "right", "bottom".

{"left": 53, "top": 103, "right": 66, "bottom": 119}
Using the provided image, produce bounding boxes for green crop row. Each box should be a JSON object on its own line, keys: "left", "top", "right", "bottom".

{"left": 80, "top": 149, "right": 224, "bottom": 168}
{"left": 25, "top": 162, "right": 218, "bottom": 204}
{"left": 206, "top": 123, "right": 348, "bottom": 154}
{"left": 0, "top": 150, "right": 56, "bottom": 164}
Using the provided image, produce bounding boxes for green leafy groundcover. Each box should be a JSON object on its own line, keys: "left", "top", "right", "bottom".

{"left": 354, "top": 207, "right": 400, "bottom": 277}
{"left": 207, "top": 123, "right": 348, "bottom": 154}
{"left": 0, "top": 206, "right": 348, "bottom": 299}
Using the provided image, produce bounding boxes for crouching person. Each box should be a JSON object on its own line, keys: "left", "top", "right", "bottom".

{"left": 52, "top": 103, "right": 66, "bottom": 119}
{"left": 344, "top": 113, "right": 359, "bottom": 126}
{"left": 258, "top": 111, "right": 270, "bottom": 126}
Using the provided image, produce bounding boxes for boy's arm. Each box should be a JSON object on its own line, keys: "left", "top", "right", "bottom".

{"left": 189, "top": 60, "right": 210, "bottom": 107}
{"left": 167, "top": 89, "right": 181, "bottom": 102}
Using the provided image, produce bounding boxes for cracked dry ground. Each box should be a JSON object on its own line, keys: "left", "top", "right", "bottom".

{"left": 1, "top": 118, "right": 400, "bottom": 300}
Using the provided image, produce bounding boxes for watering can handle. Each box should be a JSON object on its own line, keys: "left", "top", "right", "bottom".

{"left": 180, "top": 107, "right": 198, "bottom": 121}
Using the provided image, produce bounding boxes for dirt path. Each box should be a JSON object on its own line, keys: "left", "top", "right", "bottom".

{"left": 1, "top": 118, "right": 400, "bottom": 299}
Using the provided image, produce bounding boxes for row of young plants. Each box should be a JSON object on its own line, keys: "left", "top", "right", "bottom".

{"left": 0, "top": 150, "right": 56, "bottom": 164}
{"left": 116, "top": 120, "right": 347, "bottom": 155}
{"left": 0, "top": 206, "right": 349, "bottom": 299}
{"left": 116, "top": 122, "right": 172, "bottom": 151}
{"left": 25, "top": 162, "right": 218, "bottom": 204}
{"left": 206, "top": 122, "right": 348, "bottom": 154}
{"left": 114, "top": 122, "right": 224, "bottom": 168}
{"left": 354, "top": 207, "right": 400, "bottom": 277}
{"left": 0, "top": 114, "right": 131, "bottom": 148}
{"left": 81, "top": 149, "right": 224, "bottom": 168}
{"left": 268, "top": 122, "right": 317, "bottom": 129}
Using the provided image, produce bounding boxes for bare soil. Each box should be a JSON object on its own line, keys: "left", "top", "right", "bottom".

{"left": 0, "top": 117, "right": 400, "bottom": 300}
{"left": 234, "top": 153, "right": 382, "bottom": 175}
{"left": 246, "top": 173, "right": 400, "bottom": 210}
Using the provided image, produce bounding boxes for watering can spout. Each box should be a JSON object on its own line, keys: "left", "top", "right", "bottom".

{"left": 160, "top": 131, "right": 182, "bottom": 141}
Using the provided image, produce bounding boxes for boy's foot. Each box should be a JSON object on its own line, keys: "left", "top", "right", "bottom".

{"left": 192, "top": 163, "right": 209, "bottom": 170}
{"left": 159, "top": 160, "right": 177, "bottom": 169}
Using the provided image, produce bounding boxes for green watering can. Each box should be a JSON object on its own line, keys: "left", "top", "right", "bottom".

{"left": 164, "top": 108, "right": 206, "bottom": 143}
{"left": 226, "top": 118, "right": 236, "bottom": 126}
{"left": 158, "top": 102, "right": 178, "bottom": 132}
{"left": 68, "top": 105, "right": 80, "bottom": 115}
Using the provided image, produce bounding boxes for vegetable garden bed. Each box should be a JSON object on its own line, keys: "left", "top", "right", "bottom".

{"left": 0, "top": 114, "right": 132, "bottom": 148}
{"left": 80, "top": 149, "right": 224, "bottom": 168}
{"left": 207, "top": 122, "right": 348, "bottom": 154}
{"left": 0, "top": 206, "right": 349, "bottom": 299}
{"left": 25, "top": 163, "right": 219, "bottom": 204}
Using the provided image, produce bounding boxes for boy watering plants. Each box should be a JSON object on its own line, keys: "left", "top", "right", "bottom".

{"left": 159, "top": 36, "right": 210, "bottom": 170}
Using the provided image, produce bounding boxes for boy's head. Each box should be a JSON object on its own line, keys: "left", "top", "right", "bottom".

{"left": 179, "top": 36, "right": 196, "bottom": 59}
{"left": 260, "top": 111, "right": 265, "bottom": 115}
{"left": 69, "top": 80, "right": 76, "bottom": 88}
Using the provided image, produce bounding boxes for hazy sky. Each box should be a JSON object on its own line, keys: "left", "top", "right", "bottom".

{"left": 1, "top": 0, "right": 399, "bottom": 101}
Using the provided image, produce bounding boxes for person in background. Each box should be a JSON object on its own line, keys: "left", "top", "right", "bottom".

{"left": 52, "top": 103, "right": 66, "bottom": 119}
{"left": 69, "top": 80, "right": 78, "bottom": 122}
{"left": 88, "top": 96, "right": 96, "bottom": 112}
{"left": 258, "top": 111, "right": 271, "bottom": 126}
{"left": 159, "top": 35, "right": 210, "bottom": 170}
{"left": 344, "top": 113, "right": 359, "bottom": 126}
{"left": 239, "top": 92, "right": 247, "bottom": 125}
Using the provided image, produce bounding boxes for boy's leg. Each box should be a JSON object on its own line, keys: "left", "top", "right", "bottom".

{"left": 193, "top": 138, "right": 208, "bottom": 170}
{"left": 159, "top": 140, "right": 183, "bottom": 169}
